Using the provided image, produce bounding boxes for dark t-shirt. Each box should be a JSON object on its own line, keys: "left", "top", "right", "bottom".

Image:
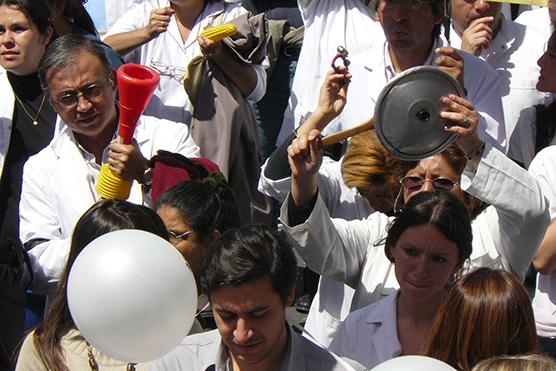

{"left": 243, "top": 0, "right": 303, "bottom": 28}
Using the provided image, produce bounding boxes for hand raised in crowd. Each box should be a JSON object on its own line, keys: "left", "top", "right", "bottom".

{"left": 440, "top": 94, "right": 484, "bottom": 156}
{"left": 435, "top": 47, "right": 465, "bottom": 90}
{"left": 144, "top": 7, "right": 174, "bottom": 40}
{"left": 460, "top": 16, "right": 494, "bottom": 56}
{"left": 198, "top": 35, "right": 224, "bottom": 60}
{"left": 288, "top": 129, "right": 323, "bottom": 207}
{"left": 295, "top": 67, "right": 352, "bottom": 137}
{"left": 107, "top": 140, "right": 149, "bottom": 182}
{"left": 315, "top": 66, "right": 352, "bottom": 123}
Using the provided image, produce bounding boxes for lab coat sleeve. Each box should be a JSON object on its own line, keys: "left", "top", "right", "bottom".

{"left": 463, "top": 53, "right": 507, "bottom": 152}
{"left": 529, "top": 146, "right": 556, "bottom": 220}
{"left": 461, "top": 143, "right": 550, "bottom": 280}
{"left": 19, "top": 157, "right": 69, "bottom": 295}
{"left": 280, "top": 193, "right": 389, "bottom": 288}
{"left": 245, "top": 63, "right": 267, "bottom": 103}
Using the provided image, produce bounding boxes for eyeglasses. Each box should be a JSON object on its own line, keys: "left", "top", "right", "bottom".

{"left": 149, "top": 61, "right": 186, "bottom": 83}
{"left": 400, "top": 176, "right": 458, "bottom": 192}
{"left": 382, "top": 0, "right": 435, "bottom": 9}
{"left": 53, "top": 82, "right": 106, "bottom": 110}
{"left": 167, "top": 230, "right": 193, "bottom": 242}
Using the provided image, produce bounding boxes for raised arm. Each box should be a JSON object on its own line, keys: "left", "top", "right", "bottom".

{"left": 104, "top": 6, "right": 174, "bottom": 55}
{"left": 529, "top": 147, "right": 556, "bottom": 275}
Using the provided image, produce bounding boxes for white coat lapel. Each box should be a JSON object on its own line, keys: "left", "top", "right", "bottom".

{"left": 367, "top": 293, "right": 402, "bottom": 364}
{"left": 51, "top": 130, "right": 98, "bottom": 223}
{"left": 0, "top": 70, "right": 15, "bottom": 178}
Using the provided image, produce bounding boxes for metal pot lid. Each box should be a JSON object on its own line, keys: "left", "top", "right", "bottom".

{"left": 374, "top": 66, "right": 465, "bottom": 160}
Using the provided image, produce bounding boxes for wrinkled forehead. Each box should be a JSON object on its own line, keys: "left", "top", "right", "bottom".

{"left": 46, "top": 51, "right": 109, "bottom": 92}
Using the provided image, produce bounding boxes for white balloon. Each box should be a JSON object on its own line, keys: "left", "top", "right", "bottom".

{"left": 372, "top": 356, "right": 457, "bottom": 371}
{"left": 67, "top": 229, "right": 198, "bottom": 363}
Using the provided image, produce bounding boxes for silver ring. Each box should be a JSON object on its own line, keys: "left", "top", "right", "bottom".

{"left": 462, "top": 116, "right": 469, "bottom": 126}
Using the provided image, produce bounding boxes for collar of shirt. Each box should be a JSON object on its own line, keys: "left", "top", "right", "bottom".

{"left": 383, "top": 38, "right": 442, "bottom": 81}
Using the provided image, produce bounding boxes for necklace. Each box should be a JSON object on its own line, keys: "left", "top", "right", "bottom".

{"left": 14, "top": 92, "right": 47, "bottom": 126}
{"left": 85, "top": 341, "right": 137, "bottom": 370}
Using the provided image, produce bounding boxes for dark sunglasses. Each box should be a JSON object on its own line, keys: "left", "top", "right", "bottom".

{"left": 400, "top": 175, "right": 458, "bottom": 192}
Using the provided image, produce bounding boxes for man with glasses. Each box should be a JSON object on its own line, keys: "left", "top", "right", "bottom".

{"left": 18, "top": 34, "right": 200, "bottom": 295}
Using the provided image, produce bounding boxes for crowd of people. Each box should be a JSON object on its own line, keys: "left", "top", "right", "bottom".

{"left": 1, "top": 0, "right": 556, "bottom": 370}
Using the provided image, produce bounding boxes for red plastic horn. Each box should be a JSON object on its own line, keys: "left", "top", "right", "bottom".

{"left": 117, "top": 63, "right": 160, "bottom": 144}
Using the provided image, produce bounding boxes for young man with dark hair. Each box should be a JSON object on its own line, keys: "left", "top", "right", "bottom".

{"left": 151, "top": 226, "right": 349, "bottom": 371}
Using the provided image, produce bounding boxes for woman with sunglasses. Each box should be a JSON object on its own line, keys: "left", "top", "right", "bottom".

{"left": 279, "top": 67, "right": 549, "bottom": 350}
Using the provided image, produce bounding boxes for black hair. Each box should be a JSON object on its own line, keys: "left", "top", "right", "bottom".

{"left": 385, "top": 191, "right": 472, "bottom": 263}
{"left": 200, "top": 226, "right": 297, "bottom": 304}
{"left": 38, "top": 33, "right": 111, "bottom": 91}
{"left": 1, "top": 0, "right": 53, "bottom": 34}
{"left": 155, "top": 172, "right": 240, "bottom": 243}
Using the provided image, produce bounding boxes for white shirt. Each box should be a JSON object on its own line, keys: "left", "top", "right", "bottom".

{"left": 19, "top": 115, "right": 200, "bottom": 294}
{"left": 529, "top": 145, "right": 556, "bottom": 338}
{"left": 259, "top": 157, "right": 372, "bottom": 347}
{"left": 280, "top": 143, "right": 549, "bottom": 324}
{"left": 516, "top": 7, "right": 553, "bottom": 39}
{"left": 326, "top": 38, "right": 507, "bottom": 152}
{"left": 330, "top": 291, "right": 401, "bottom": 370}
{"left": 449, "top": 17, "right": 550, "bottom": 150}
{"left": 276, "top": 0, "right": 384, "bottom": 144}
{"left": 104, "top": 0, "right": 266, "bottom": 124}
{"left": 150, "top": 323, "right": 351, "bottom": 371}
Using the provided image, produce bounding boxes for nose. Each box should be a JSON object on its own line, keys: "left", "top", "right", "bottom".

{"left": 538, "top": 52, "right": 547, "bottom": 69}
{"left": 233, "top": 318, "right": 254, "bottom": 345}
{"left": 474, "top": 0, "right": 490, "bottom": 12}
{"left": 415, "top": 255, "right": 432, "bottom": 277}
{"left": 0, "top": 30, "right": 14, "bottom": 45}
{"left": 421, "top": 179, "right": 434, "bottom": 192}
{"left": 76, "top": 94, "right": 93, "bottom": 112}
{"left": 391, "top": 4, "right": 409, "bottom": 21}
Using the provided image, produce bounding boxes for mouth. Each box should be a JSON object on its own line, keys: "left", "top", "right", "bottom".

{"left": 76, "top": 111, "right": 99, "bottom": 124}
{"left": 1, "top": 51, "right": 19, "bottom": 59}
{"left": 231, "top": 341, "right": 264, "bottom": 355}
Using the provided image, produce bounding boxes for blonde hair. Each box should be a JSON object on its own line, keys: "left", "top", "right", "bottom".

{"left": 341, "top": 130, "right": 416, "bottom": 206}
{"left": 472, "top": 354, "right": 556, "bottom": 371}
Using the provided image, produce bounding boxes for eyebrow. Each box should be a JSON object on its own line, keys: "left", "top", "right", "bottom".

{"left": 215, "top": 305, "right": 270, "bottom": 315}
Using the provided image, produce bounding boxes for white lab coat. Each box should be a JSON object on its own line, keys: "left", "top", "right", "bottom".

{"left": 529, "top": 146, "right": 556, "bottom": 338}
{"left": 276, "top": 0, "right": 385, "bottom": 144}
{"left": 259, "top": 158, "right": 371, "bottom": 347}
{"left": 516, "top": 7, "right": 553, "bottom": 39}
{"left": 330, "top": 291, "right": 401, "bottom": 370}
{"left": 280, "top": 144, "right": 549, "bottom": 336}
{"left": 449, "top": 17, "right": 550, "bottom": 151}
{"left": 0, "top": 68, "right": 14, "bottom": 181}
{"left": 340, "top": 38, "right": 506, "bottom": 152}
{"left": 19, "top": 115, "right": 200, "bottom": 294}
{"left": 104, "top": 0, "right": 266, "bottom": 125}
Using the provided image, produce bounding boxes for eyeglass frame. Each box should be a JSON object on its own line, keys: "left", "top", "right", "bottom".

{"left": 399, "top": 175, "right": 459, "bottom": 192}
{"left": 167, "top": 230, "right": 193, "bottom": 242}
{"left": 49, "top": 80, "right": 110, "bottom": 110}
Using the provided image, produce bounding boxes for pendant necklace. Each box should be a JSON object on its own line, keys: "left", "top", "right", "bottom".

{"left": 14, "top": 92, "right": 47, "bottom": 126}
